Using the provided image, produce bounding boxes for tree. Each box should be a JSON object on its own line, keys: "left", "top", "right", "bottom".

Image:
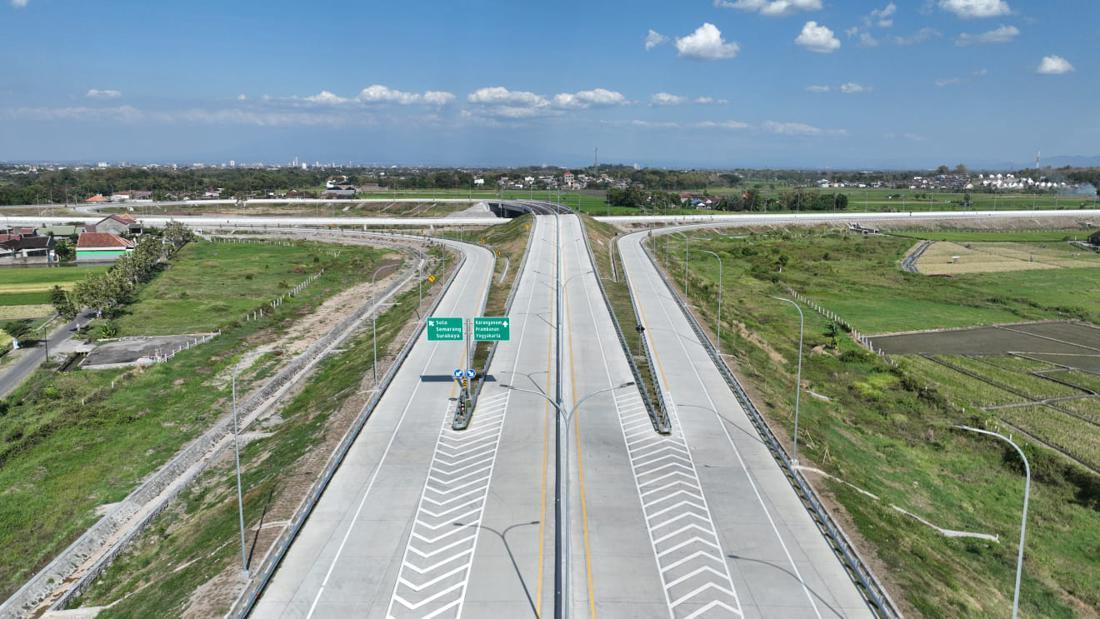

{"left": 50, "top": 285, "right": 77, "bottom": 320}
{"left": 935, "top": 165, "right": 950, "bottom": 175}
{"left": 163, "top": 222, "right": 193, "bottom": 252}
{"left": 53, "top": 239, "right": 74, "bottom": 262}
{"left": 954, "top": 164, "right": 969, "bottom": 175}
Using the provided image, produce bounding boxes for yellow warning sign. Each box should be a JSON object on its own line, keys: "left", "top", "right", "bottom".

{"left": 427, "top": 274, "right": 437, "bottom": 284}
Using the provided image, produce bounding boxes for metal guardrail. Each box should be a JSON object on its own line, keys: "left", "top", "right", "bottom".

{"left": 638, "top": 237, "right": 902, "bottom": 619}
{"left": 577, "top": 218, "right": 670, "bottom": 434}
{"left": 227, "top": 239, "right": 469, "bottom": 618}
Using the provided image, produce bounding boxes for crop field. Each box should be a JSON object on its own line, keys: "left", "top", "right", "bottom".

{"left": 915, "top": 240, "right": 1100, "bottom": 274}
{"left": 0, "top": 266, "right": 108, "bottom": 307}
{"left": 653, "top": 226, "right": 1100, "bottom": 616}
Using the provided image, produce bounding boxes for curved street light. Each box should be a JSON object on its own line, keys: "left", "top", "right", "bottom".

{"left": 954, "top": 425, "right": 1031, "bottom": 619}
{"left": 771, "top": 297, "right": 804, "bottom": 466}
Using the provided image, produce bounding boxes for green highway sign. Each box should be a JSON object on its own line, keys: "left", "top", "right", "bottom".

{"left": 427, "top": 317, "right": 464, "bottom": 341}
{"left": 474, "top": 316, "right": 511, "bottom": 342}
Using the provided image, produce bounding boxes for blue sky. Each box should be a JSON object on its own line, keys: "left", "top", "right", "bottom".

{"left": 0, "top": 0, "right": 1095, "bottom": 168}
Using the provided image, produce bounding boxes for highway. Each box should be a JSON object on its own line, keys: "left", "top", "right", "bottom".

{"left": 617, "top": 227, "right": 875, "bottom": 618}
{"left": 4, "top": 208, "right": 1097, "bottom": 232}
{"left": 253, "top": 235, "right": 495, "bottom": 617}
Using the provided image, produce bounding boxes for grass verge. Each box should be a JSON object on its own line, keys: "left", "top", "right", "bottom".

{"left": 71, "top": 246, "right": 451, "bottom": 617}
{"left": 652, "top": 226, "right": 1100, "bottom": 617}
{"left": 0, "top": 239, "right": 389, "bottom": 600}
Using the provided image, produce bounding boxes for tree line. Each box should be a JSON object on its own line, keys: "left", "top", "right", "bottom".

{"left": 51, "top": 223, "right": 193, "bottom": 320}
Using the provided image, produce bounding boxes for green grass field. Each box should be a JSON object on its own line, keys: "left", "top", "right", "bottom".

{"left": 891, "top": 229, "right": 1097, "bottom": 243}
{"left": 0, "top": 266, "right": 108, "bottom": 306}
{"left": 651, "top": 228, "right": 1100, "bottom": 617}
{"left": 74, "top": 251, "right": 451, "bottom": 617}
{"left": 0, "top": 239, "right": 391, "bottom": 600}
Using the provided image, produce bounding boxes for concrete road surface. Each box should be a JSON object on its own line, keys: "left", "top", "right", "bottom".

{"left": 253, "top": 237, "right": 494, "bottom": 617}
{"left": 618, "top": 227, "right": 875, "bottom": 618}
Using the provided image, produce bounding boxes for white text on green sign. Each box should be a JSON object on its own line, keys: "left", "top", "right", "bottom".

{"left": 473, "top": 317, "right": 510, "bottom": 341}
{"left": 427, "top": 317, "right": 464, "bottom": 341}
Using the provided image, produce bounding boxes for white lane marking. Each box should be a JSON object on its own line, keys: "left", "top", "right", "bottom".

{"left": 567, "top": 215, "right": 741, "bottom": 619}
{"left": 385, "top": 217, "right": 551, "bottom": 619}
{"left": 302, "top": 241, "right": 488, "bottom": 617}
{"left": 630, "top": 235, "right": 824, "bottom": 618}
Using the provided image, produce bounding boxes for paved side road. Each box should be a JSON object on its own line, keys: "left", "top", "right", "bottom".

{"left": 0, "top": 311, "right": 92, "bottom": 399}
{"left": 618, "top": 227, "right": 876, "bottom": 618}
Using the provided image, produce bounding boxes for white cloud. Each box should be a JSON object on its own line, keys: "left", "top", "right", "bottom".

{"left": 935, "top": 77, "right": 963, "bottom": 87}
{"left": 795, "top": 21, "right": 840, "bottom": 53}
{"left": 693, "top": 96, "right": 728, "bottom": 104}
{"left": 938, "top": 0, "right": 1011, "bottom": 18}
{"left": 552, "top": 88, "right": 627, "bottom": 109}
{"left": 806, "top": 85, "right": 831, "bottom": 92}
{"left": 894, "top": 27, "right": 942, "bottom": 45}
{"left": 467, "top": 86, "right": 548, "bottom": 107}
{"left": 1037, "top": 55, "right": 1074, "bottom": 75}
{"left": 696, "top": 120, "right": 750, "bottom": 129}
{"left": 651, "top": 92, "right": 687, "bottom": 106}
{"left": 675, "top": 23, "right": 741, "bottom": 60}
{"left": 763, "top": 120, "right": 846, "bottom": 136}
{"left": 858, "top": 32, "right": 880, "bottom": 47}
{"left": 839, "top": 82, "right": 871, "bottom": 93}
{"left": 358, "top": 84, "right": 454, "bottom": 105}
{"left": 956, "top": 24, "right": 1019, "bottom": 46}
{"left": 0, "top": 105, "right": 363, "bottom": 128}
{"left": 868, "top": 3, "right": 896, "bottom": 27}
{"left": 304, "top": 90, "right": 351, "bottom": 105}
{"left": 85, "top": 89, "right": 122, "bottom": 99}
{"left": 714, "top": 0, "right": 821, "bottom": 17}
{"left": 10, "top": 0, "right": 28, "bottom": 7}
{"left": 237, "top": 94, "right": 248, "bottom": 101}
{"left": 644, "top": 29, "right": 668, "bottom": 51}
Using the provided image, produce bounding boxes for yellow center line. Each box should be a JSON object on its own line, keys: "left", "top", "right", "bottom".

{"left": 565, "top": 258, "right": 598, "bottom": 619}
{"left": 535, "top": 303, "right": 554, "bottom": 617}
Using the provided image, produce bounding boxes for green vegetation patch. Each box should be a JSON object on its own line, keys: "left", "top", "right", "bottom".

{"left": 650, "top": 227, "right": 1100, "bottom": 617}
{"left": 0, "top": 239, "right": 389, "bottom": 600}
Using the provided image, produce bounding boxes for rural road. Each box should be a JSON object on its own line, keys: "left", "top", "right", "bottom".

{"left": 0, "top": 311, "right": 92, "bottom": 399}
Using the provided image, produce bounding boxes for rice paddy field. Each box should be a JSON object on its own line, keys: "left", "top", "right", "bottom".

{"left": 915, "top": 240, "right": 1100, "bottom": 275}
{"left": 0, "top": 266, "right": 109, "bottom": 323}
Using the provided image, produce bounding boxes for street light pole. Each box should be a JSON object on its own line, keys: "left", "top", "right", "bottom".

{"left": 372, "top": 316, "right": 378, "bottom": 382}
{"left": 955, "top": 425, "right": 1031, "bottom": 619}
{"left": 696, "top": 250, "right": 723, "bottom": 346}
{"left": 772, "top": 297, "right": 804, "bottom": 465}
{"left": 500, "top": 380, "right": 635, "bottom": 619}
{"left": 231, "top": 365, "right": 249, "bottom": 578}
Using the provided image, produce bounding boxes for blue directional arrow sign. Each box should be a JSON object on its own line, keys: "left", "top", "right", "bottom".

{"left": 466, "top": 369, "right": 477, "bottom": 378}
{"left": 453, "top": 368, "right": 464, "bottom": 378}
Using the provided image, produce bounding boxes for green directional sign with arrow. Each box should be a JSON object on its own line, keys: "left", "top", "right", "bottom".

{"left": 473, "top": 316, "right": 511, "bottom": 341}
{"left": 426, "top": 317, "right": 464, "bottom": 341}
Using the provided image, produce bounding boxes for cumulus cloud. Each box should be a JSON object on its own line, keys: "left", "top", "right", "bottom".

{"left": 85, "top": 89, "right": 122, "bottom": 99}
{"left": 894, "top": 27, "right": 941, "bottom": 45}
{"left": 763, "top": 120, "right": 846, "bottom": 136}
{"left": 358, "top": 84, "right": 455, "bottom": 105}
{"left": 795, "top": 21, "right": 840, "bottom": 53}
{"left": 10, "top": 0, "right": 28, "bottom": 7}
{"left": 1037, "top": 55, "right": 1074, "bottom": 75}
{"left": 467, "top": 86, "right": 547, "bottom": 107}
{"left": 714, "top": 0, "right": 821, "bottom": 17}
{"left": 304, "top": 90, "right": 351, "bottom": 105}
{"left": 552, "top": 88, "right": 627, "bottom": 109}
{"left": 676, "top": 23, "right": 740, "bottom": 60}
{"left": 839, "top": 82, "right": 871, "bottom": 94}
{"left": 956, "top": 24, "right": 1019, "bottom": 45}
{"left": 868, "top": 3, "right": 896, "bottom": 27}
{"left": 694, "top": 96, "right": 728, "bottom": 104}
{"left": 939, "top": 0, "right": 1011, "bottom": 18}
{"left": 644, "top": 29, "right": 668, "bottom": 51}
{"left": 651, "top": 92, "right": 686, "bottom": 106}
